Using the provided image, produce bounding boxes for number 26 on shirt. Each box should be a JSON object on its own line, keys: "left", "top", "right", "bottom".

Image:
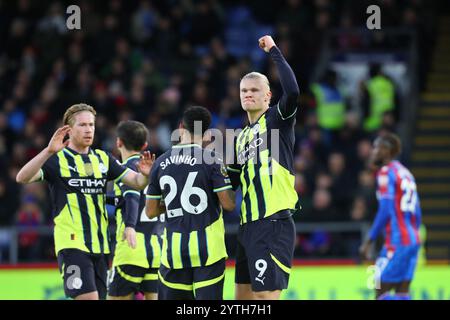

{"left": 160, "top": 171, "right": 208, "bottom": 218}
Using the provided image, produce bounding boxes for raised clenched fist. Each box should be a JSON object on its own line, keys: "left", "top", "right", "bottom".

{"left": 258, "top": 35, "right": 276, "bottom": 53}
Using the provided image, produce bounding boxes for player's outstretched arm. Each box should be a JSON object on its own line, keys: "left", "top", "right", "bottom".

{"left": 259, "top": 35, "right": 300, "bottom": 119}
{"left": 121, "top": 152, "right": 155, "bottom": 190}
{"left": 16, "top": 125, "right": 71, "bottom": 184}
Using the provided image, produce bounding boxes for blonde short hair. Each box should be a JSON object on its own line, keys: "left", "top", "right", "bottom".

{"left": 241, "top": 72, "right": 270, "bottom": 90}
{"left": 63, "top": 103, "right": 97, "bottom": 126}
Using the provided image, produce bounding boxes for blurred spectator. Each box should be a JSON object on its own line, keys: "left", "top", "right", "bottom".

{"left": 298, "top": 230, "right": 332, "bottom": 257}
{"left": 350, "top": 196, "right": 368, "bottom": 222}
{"left": 37, "top": 2, "right": 66, "bottom": 34}
{"left": 310, "top": 69, "right": 347, "bottom": 147}
{"left": 4, "top": 99, "right": 26, "bottom": 133}
{"left": 335, "top": 12, "right": 363, "bottom": 50}
{"left": 355, "top": 138, "right": 372, "bottom": 172}
{"left": 328, "top": 152, "right": 354, "bottom": 215}
{"left": 0, "top": 178, "right": 19, "bottom": 226}
{"left": 346, "top": 196, "right": 371, "bottom": 258}
{"left": 188, "top": 0, "right": 224, "bottom": 52}
{"left": 361, "top": 63, "right": 399, "bottom": 133}
{"left": 15, "top": 194, "right": 44, "bottom": 261}
{"left": 355, "top": 170, "right": 377, "bottom": 219}
{"left": 0, "top": 111, "right": 16, "bottom": 153}
{"left": 131, "top": 0, "right": 158, "bottom": 44}
{"left": 276, "top": 0, "right": 311, "bottom": 35}
{"left": 301, "top": 188, "right": 338, "bottom": 222}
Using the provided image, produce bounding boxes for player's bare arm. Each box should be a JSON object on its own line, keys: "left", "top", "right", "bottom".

{"left": 121, "top": 152, "right": 155, "bottom": 190}
{"left": 16, "top": 125, "right": 71, "bottom": 184}
{"left": 217, "top": 189, "right": 236, "bottom": 212}
{"left": 145, "top": 199, "right": 165, "bottom": 219}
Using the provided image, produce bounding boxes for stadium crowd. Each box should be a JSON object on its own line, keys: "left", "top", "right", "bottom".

{"left": 0, "top": 0, "right": 437, "bottom": 261}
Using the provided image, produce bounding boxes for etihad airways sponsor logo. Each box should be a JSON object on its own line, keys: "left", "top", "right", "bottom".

{"left": 68, "top": 179, "right": 107, "bottom": 188}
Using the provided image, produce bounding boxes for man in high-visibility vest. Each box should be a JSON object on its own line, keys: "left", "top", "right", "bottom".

{"left": 362, "top": 64, "right": 398, "bottom": 132}
{"left": 310, "top": 69, "right": 346, "bottom": 145}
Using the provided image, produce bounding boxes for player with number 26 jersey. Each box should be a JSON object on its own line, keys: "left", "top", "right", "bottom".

{"left": 145, "top": 106, "right": 235, "bottom": 300}
{"left": 147, "top": 144, "right": 232, "bottom": 270}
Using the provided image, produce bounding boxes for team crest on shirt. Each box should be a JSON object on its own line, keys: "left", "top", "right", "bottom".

{"left": 220, "top": 164, "right": 229, "bottom": 177}
{"left": 84, "top": 163, "right": 94, "bottom": 176}
{"left": 99, "top": 163, "right": 107, "bottom": 174}
{"left": 252, "top": 123, "right": 260, "bottom": 134}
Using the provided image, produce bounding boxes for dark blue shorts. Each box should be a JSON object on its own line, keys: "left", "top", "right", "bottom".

{"left": 57, "top": 249, "right": 108, "bottom": 299}
{"left": 158, "top": 259, "right": 225, "bottom": 300}
{"left": 108, "top": 265, "right": 158, "bottom": 296}
{"left": 376, "top": 245, "right": 420, "bottom": 283}
{"left": 235, "top": 214, "right": 295, "bottom": 292}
